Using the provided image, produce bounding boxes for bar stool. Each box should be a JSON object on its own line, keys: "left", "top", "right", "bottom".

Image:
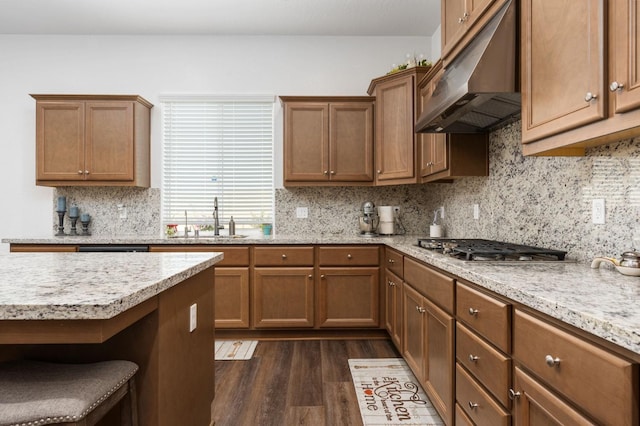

{"left": 0, "top": 359, "right": 138, "bottom": 426}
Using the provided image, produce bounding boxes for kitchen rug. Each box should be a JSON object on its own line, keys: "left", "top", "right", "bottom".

{"left": 215, "top": 340, "right": 258, "bottom": 360}
{"left": 349, "top": 358, "right": 444, "bottom": 426}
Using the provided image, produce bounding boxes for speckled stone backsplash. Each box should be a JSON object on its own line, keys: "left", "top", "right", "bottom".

{"left": 53, "top": 187, "right": 161, "bottom": 237}
{"left": 276, "top": 121, "right": 640, "bottom": 263}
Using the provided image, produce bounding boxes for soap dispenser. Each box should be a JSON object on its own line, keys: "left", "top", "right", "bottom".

{"left": 229, "top": 216, "right": 236, "bottom": 236}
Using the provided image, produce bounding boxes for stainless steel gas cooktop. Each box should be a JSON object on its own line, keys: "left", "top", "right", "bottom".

{"left": 417, "top": 238, "right": 567, "bottom": 261}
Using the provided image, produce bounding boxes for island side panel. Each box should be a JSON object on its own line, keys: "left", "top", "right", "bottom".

{"left": 157, "top": 266, "right": 215, "bottom": 426}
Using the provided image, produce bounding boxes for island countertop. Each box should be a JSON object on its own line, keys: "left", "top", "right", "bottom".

{"left": 0, "top": 252, "right": 223, "bottom": 320}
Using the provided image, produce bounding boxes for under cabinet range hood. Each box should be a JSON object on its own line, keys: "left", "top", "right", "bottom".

{"left": 415, "top": 0, "right": 520, "bottom": 134}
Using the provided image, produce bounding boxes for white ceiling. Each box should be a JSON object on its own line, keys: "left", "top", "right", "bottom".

{"left": 0, "top": 0, "right": 441, "bottom": 37}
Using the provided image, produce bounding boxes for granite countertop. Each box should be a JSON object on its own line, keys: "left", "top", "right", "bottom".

{"left": 4, "top": 234, "right": 640, "bottom": 356}
{"left": 0, "top": 252, "right": 223, "bottom": 320}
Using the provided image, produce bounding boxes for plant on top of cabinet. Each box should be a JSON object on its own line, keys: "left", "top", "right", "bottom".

{"left": 32, "top": 94, "right": 152, "bottom": 187}
{"left": 367, "top": 66, "right": 431, "bottom": 185}
{"left": 521, "top": 0, "right": 640, "bottom": 155}
{"left": 417, "top": 60, "right": 489, "bottom": 182}
{"left": 281, "top": 96, "right": 374, "bottom": 186}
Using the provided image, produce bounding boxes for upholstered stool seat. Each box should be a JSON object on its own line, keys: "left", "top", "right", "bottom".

{"left": 0, "top": 359, "right": 138, "bottom": 426}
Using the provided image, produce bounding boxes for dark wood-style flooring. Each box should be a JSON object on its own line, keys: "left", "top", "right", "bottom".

{"left": 212, "top": 339, "right": 401, "bottom": 426}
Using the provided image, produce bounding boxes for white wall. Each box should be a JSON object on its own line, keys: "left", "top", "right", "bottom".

{"left": 0, "top": 34, "right": 432, "bottom": 250}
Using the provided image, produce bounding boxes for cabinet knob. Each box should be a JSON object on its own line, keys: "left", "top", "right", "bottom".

{"left": 468, "top": 354, "right": 479, "bottom": 362}
{"left": 281, "top": 254, "right": 287, "bottom": 259}
{"left": 610, "top": 81, "right": 624, "bottom": 92}
{"left": 330, "top": 170, "right": 335, "bottom": 175}
{"left": 584, "top": 92, "right": 598, "bottom": 102}
{"left": 323, "top": 170, "right": 328, "bottom": 175}
{"left": 388, "top": 259, "right": 395, "bottom": 264}
{"left": 308, "top": 274, "right": 313, "bottom": 279}
{"left": 388, "top": 280, "right": 395, "bottom": 286}
{"left": 416, "top": 306, "right": 425, "bottom": 314}
{"left": 468, "top": 401, "right": 478, "bottom": 409}
{"left": 84, "top": 170, "right": 90, "bottom": 175}
{"left": 458, "top": 11, "right": 469, "bottom": 23}
{"left": 347, "top": 254, "right": 352, "bottom": 259}
{"left": 468, "top": 308, "right": 479, "bottom": 316}
{"left": 545, "top": 354, "right": 561, "bottom": 367}
{"left": 377, "top": 170, "right": 382, "bottom": 174}
{"left": 508, "top": 389, "right": 521, "bottom": 400}
{"left": 78, "top": 170, "right": 83, "bottom": 174}
{"left": 320, "top": 274, "right": 325, "bottom": 279}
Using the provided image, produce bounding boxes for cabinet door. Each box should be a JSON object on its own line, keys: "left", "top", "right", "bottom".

{"left": 283, "top": 102, "right": 329, "bottom": 182}
{"left": 521, "top": 0, "right": 606, "bottom": 143}
{"left": 512, "top": 367, "right": 596, "bottom": 426}
{"left": 385, "top": 269, "right": 403, "bottom": 349}
{"left": 374, "top": 75, "right": 415, "bottom": 183}
{"left": 610, "top": 0, "right": 640, "bottom": 113}
{"left": 402, "top": 283, "right": 425, "bottom": 381}
{"left": 423, "top": 297, "right": 455, "bottom": 426}
{"left": 442, "top": 0, "right": 497, "bottom": 59}
{"left": 85, "top": 102, "right": 135, "bottom": 181}
{"left": 36, "top": 101, "right": 85, "bottom": 181}
{"left": 317, "top": 267, "right": 379, "bottom": 327}
{"left": 329, "top": 102, "right": 374, "bottom": 182}
{"left": 252, "top": 267, "right": 314, "bottom": 328}
{"left": 215, "top": 267, "right": 250, "bottom": 329}
{"left": 419, "top": 65, "right": 448, "bottom": 177}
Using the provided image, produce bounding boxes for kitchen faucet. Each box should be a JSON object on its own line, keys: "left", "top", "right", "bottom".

{"left": 213, "top": 197, "right": 220, "bottom": 236}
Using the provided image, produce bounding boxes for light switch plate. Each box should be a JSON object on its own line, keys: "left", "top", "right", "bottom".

{"left": 296, "top": 207, "right": 308, "bottom": 219}
{"left": 473, "top": 204, "right": 480, "bottom": 220}
{"left": 592, "top": 199, "right": 605, "bottom": 224}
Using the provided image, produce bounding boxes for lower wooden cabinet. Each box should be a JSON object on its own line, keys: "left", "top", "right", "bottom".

{"left": 214, "top": 268, "right": 249, "bottom": 328}
{"left": 403, "top": 282, "right": 455, "bottom": 425}
{"left": 513, "top": 309, "right": 638, "bottom": 426}
{"left": 456, "top": 364, "right": 510, "bottom": 426}
{"left": 317, "top": 267, "right": 379, "bottom": 327}
{"left": 384, "top": 268, "right": 403, "bottom": 350}
{"left": 512, "top": 367, "right": 596, "bottom": 426}
{"left": 252, "top": 267, "right": 315, "bottom": 328}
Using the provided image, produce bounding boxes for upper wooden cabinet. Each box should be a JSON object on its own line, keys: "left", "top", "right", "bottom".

{"left": 521, "top": 0, "right": 640, "bottom": 155}
{"left": 441, "top": 0, "right": 507, "bottom": 62}
{"left": 281, "top": 96, "right": 374, "bottom": 186}
{"left": 32, "top": 94, "right": 152, "bottom": 187}
{"left": 417, "top": 61, "right": 489, "bottom": 182}
{"left": 367, "top": 67, "right": 431, "bottom": 185}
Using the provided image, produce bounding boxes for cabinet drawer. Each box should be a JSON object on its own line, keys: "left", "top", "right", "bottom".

{"left": 456, "top": 282, "right": 511, "bottom": 353}
{"left": 384, "top": 247, "right": 404, "bottom": 277}
{"left": 513, "top": 309, "right": 638, "bottom": 426}
{"left": 456, "top": 323, "right": 511, "bottom": 408}
{"left": 253, "top": 246, "right": 314, "bottom": 266}
{"left": 404, "top": 257, "right": 454, "bottom": 313}
{"left": 456, "top": 364, "right": 510, "bottom": 426}
{"left": 149, "top": 245, "right": 249, "bottom": 266}
{"left": 318, "top": 246, "right": 379, "bottom": 266}
{"left": 454, "top": 403, "right": 474, "bottom": 426}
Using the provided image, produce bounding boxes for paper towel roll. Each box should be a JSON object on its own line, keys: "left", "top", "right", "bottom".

{"left": 430, "top": 224, "right": 444, "bottom": 238}
{"left": 379, "top": 221, "right": 395, "bottom": 235}
{"left": 378, "top": 206, "right": 394, "bottom": 221}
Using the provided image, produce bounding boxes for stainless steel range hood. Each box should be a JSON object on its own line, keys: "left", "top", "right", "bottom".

{"left": 415, "top": 0, "right": 520, "bottom": 134}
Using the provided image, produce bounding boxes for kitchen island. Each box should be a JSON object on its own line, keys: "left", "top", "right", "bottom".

{"left": 0, "top": 251, "right": 223, "bottom": 426}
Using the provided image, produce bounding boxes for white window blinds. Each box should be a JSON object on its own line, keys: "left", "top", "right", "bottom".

{"left": 161, "top": 96, "right": 274, "bottom": 227}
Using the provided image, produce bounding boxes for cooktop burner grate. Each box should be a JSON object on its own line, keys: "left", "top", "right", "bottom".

{"left": 417, "top": 238, "right": 567, "bottom": 261}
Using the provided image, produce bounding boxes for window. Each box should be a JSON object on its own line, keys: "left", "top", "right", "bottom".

{"left": 161, "top": 96, "right": 274, "bottom": 229}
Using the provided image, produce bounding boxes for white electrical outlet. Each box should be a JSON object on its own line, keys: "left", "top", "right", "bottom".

{"left": 592, "top": 199, "right": 605, "bottom": 224}
{"left": 296, "top": 207, "right": 308, "bottom": 219}
{"left": 473, "top": 204, "right": 480, "bottom": 220}
{"left": 117, "top": 204, "right": 127, "bottom": 219}
{"left": 189, "top": 303, "right": 197, "bottom": 332}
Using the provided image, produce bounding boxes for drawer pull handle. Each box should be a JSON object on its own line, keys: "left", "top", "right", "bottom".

{"left": 468, "top": 308, "right": 479, "bottom": 316}
{"left": 468, "top": 401, "right": 478, "bottom": 409}
{"left": 468, "top": 354, "right": 479, "bottom": 362}
{"left": 545, "top": 355, "right": 561, "bottom": 367}
{"left": 281, "top": 254, "right": 287, "bottom": 259}
{"left": 610, "top": 81, "right": 624, "bottom": 92}
{"left": 508, "top": 389, "right": 521, "bottom": 400}
{"left": 347, "top": 254, "right": 352, "bottom": 259}
{"left": 585, "top": 92, "right": 598, "bottom": 102}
